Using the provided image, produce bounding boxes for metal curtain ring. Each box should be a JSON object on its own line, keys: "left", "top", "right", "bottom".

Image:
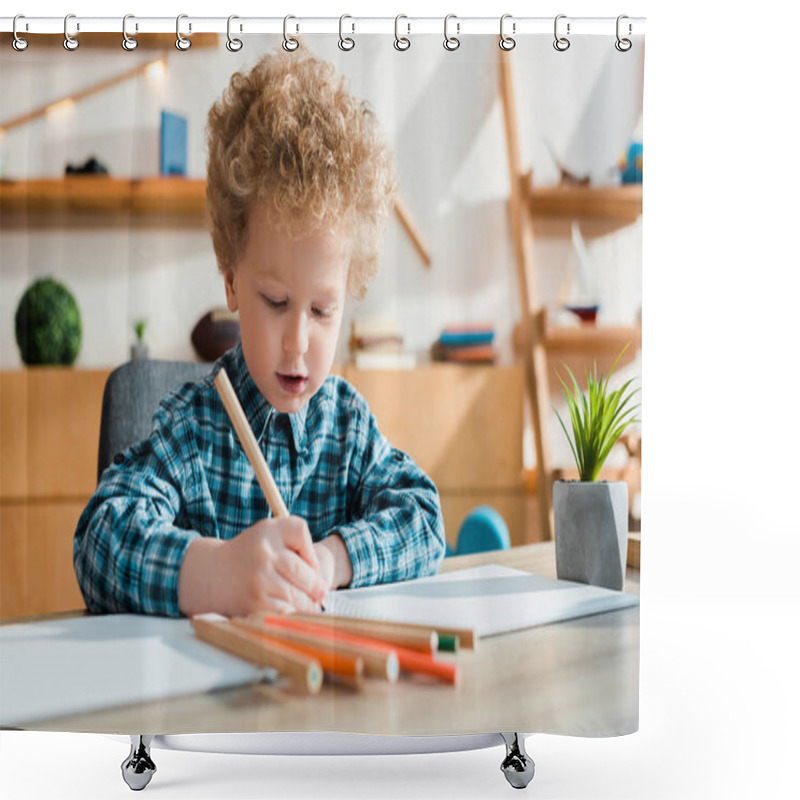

{"left": 63, "top": 13, "right": 79, "bottom": 51}
{"left": 615, "top": 14, "right": 632, "bottom": 52}
{"left": 283, "top": 15, "right": 299, "bottom": 51}
{"left": 499, "top": 14, "right": 515, "bottom": 51}
{"left": 226, "top": 15, "right": 243, "bottom": 52}
{"left": 443, "top": 14, "right": 460, "bottom": 51}
{"left": 122, "top": 14, "right": 138, "bottom": 51}
{"left": 338, "top": 14, "right": 355, "bottom": 51}
{"left": 176, "top": 14, "right": 191, "bottom": 50}
{"left": 12, "top": 15, "right": 29, "bottom": 51}
{"left": 394, "top": 15, "right": 410, "bottom": 51}
{"left": 553, "top": 14, "right": 570, "bottom": 51}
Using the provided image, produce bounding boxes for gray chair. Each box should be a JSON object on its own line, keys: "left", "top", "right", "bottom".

{"left": 97, "top": 360, "right": 534, "bottom": 792}
{"left": 97, "top": 359, "right": 209, "bottom": 482}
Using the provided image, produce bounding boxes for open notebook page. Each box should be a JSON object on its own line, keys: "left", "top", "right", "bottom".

{"left": 323, "top": 564, "right": 639, "bottom": 638}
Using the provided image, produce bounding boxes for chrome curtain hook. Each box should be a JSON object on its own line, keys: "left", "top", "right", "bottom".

{"left": 394, "top": 14, "right": 410, "bottom": 51}
{"left": 499, "top": 14, "right": 516, "bottom": 51}
{"left": 226, "top": 15, "right": 243, "bottom": 52}
{"left": 176, "top": 14, "right": 191, "bottom": 50}
{"left": 338, "top": 14, "right": 355, "bottom": 51}
{"left": 122, "top": 14, "right": 138, "bottom": 51}
{"left": 553, "top": 14, "right": 570, "bottom": 52}
{"left": 63, "top": 13, "right": 79, "bottom": 51}
{"left": 282, "top": 15, "right": 299, "bottom": 51}
{"left": 443, "top": 14, "right": 460, "bottom": 51}
{"left": 615, "top": 14, "right": 632, "bottom": 52}
{"left": 12, "top": 14, "right": 29, "bottom": 51}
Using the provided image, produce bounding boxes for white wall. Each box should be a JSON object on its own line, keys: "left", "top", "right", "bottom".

{"left": 0, "top": 33, "right": 643, "bottom": 466}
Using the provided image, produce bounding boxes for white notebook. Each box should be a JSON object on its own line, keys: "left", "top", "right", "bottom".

{"left": 324, "top": 564, "right": 639, "bottom": 638}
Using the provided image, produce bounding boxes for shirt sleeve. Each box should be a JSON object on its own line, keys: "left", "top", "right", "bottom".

{"left": 72, "top": 404, "right": 201, "bottom": 617}
{"left": 333, "top": 402, "right": 446, "bottom": 588}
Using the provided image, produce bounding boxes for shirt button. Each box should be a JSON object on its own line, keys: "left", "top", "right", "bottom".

{"left": 113, "top": 453, "right": 125, "bottom": 465}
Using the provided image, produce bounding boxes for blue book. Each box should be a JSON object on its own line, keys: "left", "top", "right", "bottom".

{"left": 438, "top": 330, "right": 495, "bottom": 347}
{"left": 160, "top": 110, "right": 188, "bottom": 177}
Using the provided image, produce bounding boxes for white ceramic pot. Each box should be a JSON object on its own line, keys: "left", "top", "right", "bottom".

{"left": 553, "top": 480, "right": 628, "bottom": 591}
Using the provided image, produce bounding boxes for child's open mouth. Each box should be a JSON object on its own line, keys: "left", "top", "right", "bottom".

{"left": 277, "top": 373, "right": 308, "bottom": 394}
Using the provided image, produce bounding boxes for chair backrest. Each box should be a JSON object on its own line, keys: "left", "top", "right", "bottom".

{"left": 97, "top": 360, "right": 209, "bottom": 481}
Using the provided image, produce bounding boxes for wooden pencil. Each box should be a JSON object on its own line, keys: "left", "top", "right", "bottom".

{"left": 214, "top": 367, "right": 289, "bottom": 518}
{"left": 237, "top": 616, "right": 398, "bottom": 683}
{"left": 191, "top": 616, "right": 323, "bottom": 694}
{"left": 229, "top": 618, "right": 365, "bottom": 688}
{"left": 253, "top": 613, "right": 459, "bottom": 685}
{"left": 291, "top": 611, "right": 477, "bottom": 651}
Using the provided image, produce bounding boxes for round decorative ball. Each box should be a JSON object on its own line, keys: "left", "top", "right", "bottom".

{"left": 14, "top": 277, "right": 82, "bottom": 365}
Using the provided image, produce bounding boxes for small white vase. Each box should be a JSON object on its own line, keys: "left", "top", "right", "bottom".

{"left": 553, "top": 480, "right": 628, "bottom": 591}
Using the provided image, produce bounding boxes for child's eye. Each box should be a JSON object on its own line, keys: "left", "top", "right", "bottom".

{"left": 312, "top": 307, "right": 332, "bottom": 319}
{"left": 263, "top": 296, "right": 286, "bottom": 309}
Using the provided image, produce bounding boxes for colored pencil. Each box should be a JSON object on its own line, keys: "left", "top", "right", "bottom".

{"left": 229, "top": 618, "right": 365, "bottom": 688}
{"left": 238, "top": 616, "right": 398, "bottom": 683}
{"left": 253, "top": 613, "right": 459, "bottom": 685}
{"left": 290, "top": 612, "right": 437, "bottom": 653}
{"left": 291, "top": 611, "right": 476, "bottom": 651}
{"left": 191, "top": 616, "right": 323, "bottom": 694}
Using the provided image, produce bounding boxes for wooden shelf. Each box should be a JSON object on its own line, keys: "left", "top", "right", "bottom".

{"left": 0, "top": 177, "right": 208, "bottom": 218}
{"left": 525, "top": 179, "right": 643, "bottom": 223}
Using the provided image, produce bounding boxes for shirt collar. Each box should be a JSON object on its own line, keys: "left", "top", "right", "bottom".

{"left": 219, "top": 341, "right": 308, "bottom": 454}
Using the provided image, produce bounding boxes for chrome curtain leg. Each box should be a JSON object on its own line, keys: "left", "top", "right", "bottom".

{"left": 500, "top": 732, "right": 535, "bottom": 789}
{"left": 121, "top": 735, "right": 157, "bottom": 791}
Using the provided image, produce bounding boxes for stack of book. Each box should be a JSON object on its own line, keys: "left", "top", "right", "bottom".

{"left": 349, "top": 318, "right": 416, "bottom": 369}
{"left": 431, "top": 324, "right": 496, "bottom": 364}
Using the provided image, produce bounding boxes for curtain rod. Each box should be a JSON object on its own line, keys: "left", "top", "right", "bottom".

{"left": 1, "top": 16, "right": 646, "bottom": 37}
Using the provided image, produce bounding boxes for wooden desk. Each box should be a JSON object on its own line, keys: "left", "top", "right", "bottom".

{"left": 9, "top": 542, "right": 639, "bottom": 737}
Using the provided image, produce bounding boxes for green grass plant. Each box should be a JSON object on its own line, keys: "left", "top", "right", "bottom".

{"left": 554, "top": 344, "right": 640, "bottom": 482}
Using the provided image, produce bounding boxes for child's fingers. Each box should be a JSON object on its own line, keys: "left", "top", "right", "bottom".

{"left": 270, "top": 568, "right": 323, "bottom": 614}
{"left": 281, "top": 516, "right": 320, "bottom": 570}
{"left": 275, "top": 550, "right": 327, "bottom": 604}
{"left": 252, "top": 596, "right": 295, "bottom": 617}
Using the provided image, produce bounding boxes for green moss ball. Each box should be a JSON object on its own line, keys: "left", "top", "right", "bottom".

{"left": 14, "top": 278, "right": 82, "bottom": 366}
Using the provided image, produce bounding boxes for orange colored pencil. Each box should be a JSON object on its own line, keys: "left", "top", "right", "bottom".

{"left": 229, "top": 618, "right": 364, "bottom": 687}
{"left": 290, "top": 612, "right": 439, "bottom": 654}
{"left": 239, "top": 616, "right": 397, "bottom": 683}
{"left": 253, "top": 613, "right": 459, "bottom": 685}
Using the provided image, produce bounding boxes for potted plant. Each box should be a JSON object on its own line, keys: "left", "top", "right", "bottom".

{"left": 553, "top": 346, "right": 640, "bottom": 591}
{"left": 131, "top": 319, "right": 149, "bottom": 361}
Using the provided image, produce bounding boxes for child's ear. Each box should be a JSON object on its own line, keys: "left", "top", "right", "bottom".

{"left": 223, "top": 268, "right": 239, "bottom": 312}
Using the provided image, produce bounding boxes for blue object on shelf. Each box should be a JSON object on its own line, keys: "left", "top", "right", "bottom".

{"left": 438, "top": 330, "right": 495, "bottom": 347}
{"left": 453, "top": 505, "right": 511, "bottom": 556}
{"left": 160, "top": 110, "right": 188, "bottom": 177}
{"left": 619, "top": 141, "right": 643, "bottom": 184}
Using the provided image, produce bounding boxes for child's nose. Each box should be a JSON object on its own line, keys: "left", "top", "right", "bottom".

{"left": 283, "top": 312, "right": 309, "bottom": 356}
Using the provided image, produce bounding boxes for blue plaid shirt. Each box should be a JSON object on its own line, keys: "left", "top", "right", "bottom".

{"left": 73, "top": 343, "right": 445, "bottom": 617}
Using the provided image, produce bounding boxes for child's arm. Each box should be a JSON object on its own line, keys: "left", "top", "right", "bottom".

{"left": 329, "top": 401, "right": 446, "bottom": 588}
{"left": 74, "top": 404, "right": 326, "bottom": 617}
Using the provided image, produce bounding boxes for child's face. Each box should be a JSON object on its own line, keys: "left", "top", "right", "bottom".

{"left": 224, "top": 204, "right": 349, "bottom": 414}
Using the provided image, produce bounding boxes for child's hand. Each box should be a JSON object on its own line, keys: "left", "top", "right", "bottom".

{"left": 179, "top": 516, "right": 328, "bottom": 617}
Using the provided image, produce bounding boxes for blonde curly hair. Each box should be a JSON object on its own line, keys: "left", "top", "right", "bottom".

{"left": 205, "top": 52, "right": 396, "bottom": 299}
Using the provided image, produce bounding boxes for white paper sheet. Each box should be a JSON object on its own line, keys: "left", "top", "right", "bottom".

{"left": 0, "top": 614, "right": 271, "bottom": 728}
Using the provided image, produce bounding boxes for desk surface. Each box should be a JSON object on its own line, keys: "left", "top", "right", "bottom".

{"left": 8, "top": 543, "right": 639, "bottom": 737}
